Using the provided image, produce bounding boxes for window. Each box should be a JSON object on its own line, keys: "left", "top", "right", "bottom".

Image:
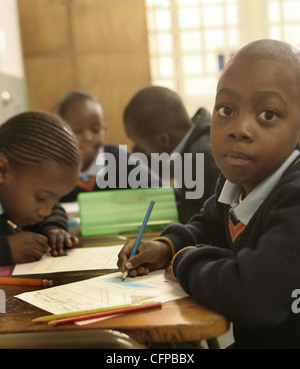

{"left": 145, "top": 0, "right": 300, "bottom": 114}
{"left": 268, "top": 0, "right": 300, "bottom": 48}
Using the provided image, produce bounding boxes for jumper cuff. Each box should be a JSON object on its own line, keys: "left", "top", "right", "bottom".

{"left": 170, "top": 246, "right": 195, "bottom": 281}
{"left": 152, "top": 236, "right": 175, "bottom": 267}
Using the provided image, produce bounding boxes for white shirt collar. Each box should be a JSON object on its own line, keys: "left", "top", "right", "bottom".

{"left": 218, "top": 149, "right": 300, "bottom": 225}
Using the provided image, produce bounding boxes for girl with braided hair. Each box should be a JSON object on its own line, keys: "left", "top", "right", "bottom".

{"left": 0, "top": 111, "right": 80, "bottom": 266}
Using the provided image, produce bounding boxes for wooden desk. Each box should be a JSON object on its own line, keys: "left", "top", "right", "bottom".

{"left": 0, "top": 235, "right": 229, "bottom": 347}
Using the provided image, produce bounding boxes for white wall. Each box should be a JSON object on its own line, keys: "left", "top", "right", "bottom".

{"left": 0, "top": 0, "right": 27, "bottom": 122}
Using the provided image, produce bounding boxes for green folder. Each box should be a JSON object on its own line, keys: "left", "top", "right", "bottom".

{"left": 78, "top": 187, "right": 178, "bottom": 236}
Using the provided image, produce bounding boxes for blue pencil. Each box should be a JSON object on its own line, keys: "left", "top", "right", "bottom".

{"left": 122, "top": 200, "right": 155, "bottom": 281}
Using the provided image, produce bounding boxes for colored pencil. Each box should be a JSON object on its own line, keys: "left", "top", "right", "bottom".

{"left": 32, "top": 300, "right": 156, "bottom": 323}
{"left": 0, "top": 277, "right": 53, "bottom": 287}
{"left": 47, "top": 301, "right": 161, "bottom": 326}
{"left": 122, "top": 200, "right": 155, "bottom": 281}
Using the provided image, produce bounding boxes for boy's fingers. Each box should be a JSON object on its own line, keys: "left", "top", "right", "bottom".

{"left": 47, "top": 232, "right": 65, "bottom": 256}
{"left": 32, "top": 233, "right": 49, "bottom": 251}
{"left": 126, "top": 251, "right": 148, "bottom": 270}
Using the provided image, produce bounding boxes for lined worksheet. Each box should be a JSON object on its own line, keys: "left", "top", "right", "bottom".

{"left": 12, "top": 245, "right": 123, "bottom": 275}
{"left": 15, "top": 270, "right": 187, "bottom": 324}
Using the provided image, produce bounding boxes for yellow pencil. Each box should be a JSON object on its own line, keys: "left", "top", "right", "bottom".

{"left": 7, "top": 220, "right": 22, "bottom": 232}
{"left": 32, "top": 300, "right": 156, "bottom": 323}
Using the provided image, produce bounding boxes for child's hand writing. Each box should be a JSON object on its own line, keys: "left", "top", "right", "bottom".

{"left": 7, "top": 232, "right": 51, "bottom": 264}
{"left": 45, "top": 229, "right": 78, "bottom": 256}
{"left": 117, "top": 239, "right": 172, "bottom": 277}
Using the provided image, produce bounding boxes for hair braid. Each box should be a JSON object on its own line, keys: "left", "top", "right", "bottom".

{"left": 0, "top": 111, "right": 80, "bottom": 168}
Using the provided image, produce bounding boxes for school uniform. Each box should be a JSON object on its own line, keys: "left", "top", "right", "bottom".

{"left": 0, "top": 202, "right": 68, "bottom": 266}
{"left": 160, "top": 150, "right": 300, "bottom": 348}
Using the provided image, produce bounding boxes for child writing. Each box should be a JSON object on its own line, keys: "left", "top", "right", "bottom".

{"left": 118, "top": 39, "right": 300, "bottom": 349}
{"left": 0, "top": 111, "right": 80, "bottom": 266}
{"left": 58, "top": 91, "right": 159, "bottom": 202}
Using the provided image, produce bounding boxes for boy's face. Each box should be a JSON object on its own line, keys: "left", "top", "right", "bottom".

{"left": 0, "top": 160, "right": 79, "bottom": 226}
{"left": 63, "top": 100, "right": 106, "bottom": 171}
{"left": 211, "top": 57, "right": 300, "bottom": 195}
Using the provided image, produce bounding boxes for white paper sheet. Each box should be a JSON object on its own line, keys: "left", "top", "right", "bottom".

{"left": 15, "top": 270, "right": 187, "bottom": 324}
{"left": 12, "top": 245, "right": 123, "bottom": 275}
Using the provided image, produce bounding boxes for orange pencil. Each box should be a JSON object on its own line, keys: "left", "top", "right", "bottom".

{"left": 0, "top": 277, "right": 53, "bottom": 287}
{"left": 48, "top": 301, "right": 162, "bottom": 326}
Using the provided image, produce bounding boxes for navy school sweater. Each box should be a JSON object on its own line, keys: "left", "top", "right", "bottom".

{"left": 162, "top": 159, "right": 300, "bottom": 348}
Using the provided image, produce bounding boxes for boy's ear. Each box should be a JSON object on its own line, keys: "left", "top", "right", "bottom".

{"left": 0, "top": 156, "right": 10, "bottom": 184}
{"left": 157, "top": 132, "right": 171, "bottom": 149}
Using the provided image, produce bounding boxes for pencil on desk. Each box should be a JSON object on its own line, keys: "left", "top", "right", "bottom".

{"left": 0, "top": 277, "right": 53, "bottom": 287}
{"left": 47, "top": 301, "right": 162, "bottom": 326}
{"left": 122, "top": 200, "right": 155, "bottom": 281}
{"left": 32, "top": 300, "right": 156, "bottom": 323}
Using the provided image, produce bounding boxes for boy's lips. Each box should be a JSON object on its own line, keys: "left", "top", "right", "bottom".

{"left": 26, "top": 217, "right": 44, "bottom": 225}
{"left": 224, "top": 151, "right": 253, "bottom": 165}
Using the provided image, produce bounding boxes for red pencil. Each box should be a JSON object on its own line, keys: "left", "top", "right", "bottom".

{"left": 48, "top": 301, "right": 162, "bottom": 326}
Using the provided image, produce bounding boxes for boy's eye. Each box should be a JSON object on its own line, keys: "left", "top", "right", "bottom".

{"left": 35, "top": 195, "right": 47, "bottom": 202}
{"left": 257, "top": 110, "right": 278, "bottom": 122}
{"left": 216, "top": 106, "right": 233, "bottom": 117}
{"left": 92, "top": 127, "right": 100, "bottom": 134}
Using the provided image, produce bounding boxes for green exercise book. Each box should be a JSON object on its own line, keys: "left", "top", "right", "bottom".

{"left": 78, "top": 187, "right": 178, "bottom": 236}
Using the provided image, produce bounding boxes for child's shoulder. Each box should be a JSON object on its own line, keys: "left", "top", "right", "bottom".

{"left": 269, "top": 159, "right": 300, "bottom": 202}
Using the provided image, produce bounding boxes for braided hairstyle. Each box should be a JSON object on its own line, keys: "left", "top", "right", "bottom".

{"left": 0, "top": 111, "right": 80, "bottom": 169}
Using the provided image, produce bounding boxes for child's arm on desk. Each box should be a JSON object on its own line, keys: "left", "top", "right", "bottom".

{"left": 24, "top": 202, "right": 78, "bottom": 256}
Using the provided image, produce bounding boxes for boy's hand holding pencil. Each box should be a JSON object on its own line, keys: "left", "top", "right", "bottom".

{"left": 6, "top": 220, "right": 78, "bottom": 263}
{"left": 7, "top": 232, "right": 50, "bottom": 264}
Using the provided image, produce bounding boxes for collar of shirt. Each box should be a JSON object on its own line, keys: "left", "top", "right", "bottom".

{"left": 218, "top": 149, "right": 300, "bottom": 225}
{"left": 80, "top": 147, "right": 104, "bottom": 181}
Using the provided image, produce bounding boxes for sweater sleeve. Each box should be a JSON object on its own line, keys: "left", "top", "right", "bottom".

{"left": 171, "top": 180, "right": 300, "bottom": 330}
{"left": 160, "top": 176, "right": 227, "bottom": 254}
{"left": 0, "top": 235, "right": 12, "bottom": 266}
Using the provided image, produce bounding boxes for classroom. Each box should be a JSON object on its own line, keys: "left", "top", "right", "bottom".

{"left": 1, "top": 0, "right": 300, "bottom": 351}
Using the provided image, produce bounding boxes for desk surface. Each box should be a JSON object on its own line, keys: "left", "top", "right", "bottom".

{"left": 0, "top": 235, "right": 229, "bottom": 345}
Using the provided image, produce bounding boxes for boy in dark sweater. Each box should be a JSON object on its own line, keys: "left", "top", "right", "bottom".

{"left": 123, "top": 86, "right": 219, "bottom": 223}
{"left": 118, "top": 39, "right": 300, "bottom": 348}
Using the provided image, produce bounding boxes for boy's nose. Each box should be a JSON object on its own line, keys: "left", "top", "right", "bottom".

{"left": 81, "top": 129, "right": 93, "bottom": 141}
{"left": 228, "top": 117, "right": 253, "bottom": 142}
